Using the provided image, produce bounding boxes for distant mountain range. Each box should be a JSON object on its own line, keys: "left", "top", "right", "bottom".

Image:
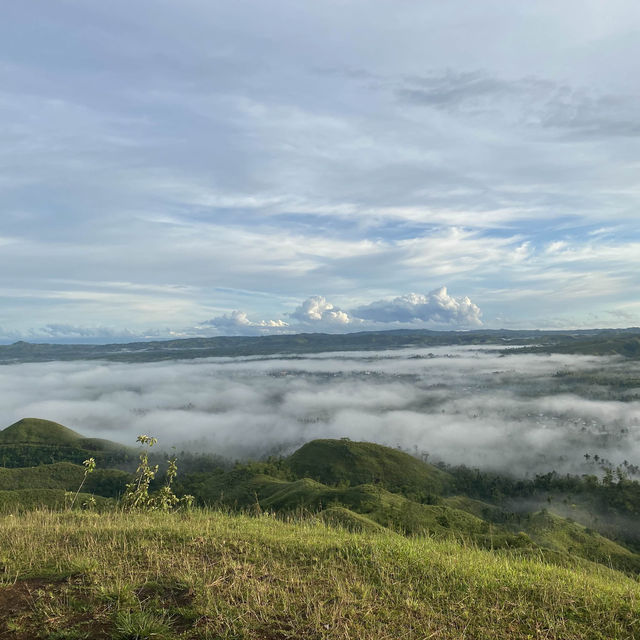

{"left": 1, "top": 327, "right": 640, "bottom": 363}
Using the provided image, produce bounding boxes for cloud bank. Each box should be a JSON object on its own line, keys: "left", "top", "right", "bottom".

{"left": 354, "top": 287, "right": 482, "bottom": 326}
{"left": 199, "top": 287, "right": 483, "bottom": 337}
{"left": 1, "top": 347, "right": 638, "bottom": 475}
{"left": 202, "top": 311, "right": 289, "bottom": 336}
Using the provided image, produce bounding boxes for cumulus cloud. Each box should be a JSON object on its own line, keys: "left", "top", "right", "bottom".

{"left": 287, "top": 288, "right": 481, "bottom": 332}
{"left": 202, "top": 310, "right": 289, "bottom": 336}
{"left": 4, "top": 287, "right": 481, "bottom": 341}
{"left": 353, "top": 287, "right": 482, "bottom": 326}
{"left": 289, "top": 296, "right": 359, "bottom": 328}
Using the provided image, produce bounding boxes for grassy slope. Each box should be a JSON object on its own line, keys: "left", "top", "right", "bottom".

{"left": 0, "top": 418, "right": 135, "bottom": 468}
{"left": 178, "top": 471, "right": 503, "bottom": 539}
{"left": 4, "top": 431, "right": 640, "bottom": 578}
{"left": 0, "top": 510, "right": 639, "bottom": 640}
{"left": 0, "top": 462, "right": 130, "bottom": 497}
{"left": 0, "top": 418, "right": 86, "bottom": 445}
{"left": 287, "top": 438, "right": 452, "bottom": 497}
{"left": 178, "top": 444, "right": 640, "bottom": 574}
{"left": 0, "top": 489, "right": 113, "bottom": 512}
{"left": 523, "top": 510, "right": 640, "bottom": 574}
{"left": 0, "top": 462, "right": 87, "bottom": 489}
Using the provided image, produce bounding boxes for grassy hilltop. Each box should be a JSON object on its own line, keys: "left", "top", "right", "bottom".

{"left": 0, "top": 418, "right": 136, "bottom": 468}
{"left": 1, "top": 510, "right": 639, "bottom": 640}
{"left": 3, "top": 419, "right": 640, "bottom": 637}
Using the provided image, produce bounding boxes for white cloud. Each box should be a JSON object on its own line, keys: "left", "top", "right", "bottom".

{"left": 282, "top": 288, "right": 482, "bottom": 333}
{"left": 203, "top": 310, "right": 289, "bottom": 336}
{"left": 289, "top": 296, "right": 358, "bottom": 328}
{"left": 353, "top": 287, "right": 482, "bottom": 326}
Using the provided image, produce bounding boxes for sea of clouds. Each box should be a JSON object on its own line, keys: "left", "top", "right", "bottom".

{"left": 1, "top": 346, "right": 640, "bottom": 476}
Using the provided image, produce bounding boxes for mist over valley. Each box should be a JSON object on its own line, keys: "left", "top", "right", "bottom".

{"left": 2, "top": 344, "right": 639, "bottom": 477}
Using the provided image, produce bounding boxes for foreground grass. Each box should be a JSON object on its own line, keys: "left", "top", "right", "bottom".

{"left": 0, "top": 510, "right": 639, "bottom": 639}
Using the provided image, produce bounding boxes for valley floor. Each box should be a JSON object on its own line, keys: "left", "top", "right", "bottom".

{"left": 0, "top": 509, "right": 638, "bottom": 639}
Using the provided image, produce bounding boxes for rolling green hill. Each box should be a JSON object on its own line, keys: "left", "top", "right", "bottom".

{"left": 4, "top": 421, "right": 640, "bottom": 578}
{"left": 287, "top": 438, "right": 452, "bottom": 498}
{"left": 0, "top": 418, "right": 83, "bottom": 445}
{"left": 0, "top": 488, "right": 113, "bottom": 513}
{"left": 0, "top": 418, "right": 135, "bottom": 468}
{"left": 180, "top": 469, "right": 509, "bottom": 542}
{"left": 521, "top": 510, "right": 640, "bottom": 573}
{"left": 174, "top": 439, "right": 640, "bottom": 574}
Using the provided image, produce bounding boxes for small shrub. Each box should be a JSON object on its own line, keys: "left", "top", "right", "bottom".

{"left": 69, "top": 457, "right": 96, "bottom": 510}
{"left": 121, "top": 435, "right": 193, "bottom": 512}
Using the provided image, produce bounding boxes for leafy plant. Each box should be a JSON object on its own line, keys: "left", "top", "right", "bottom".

{"left": 121, "top": 435, "right": 193, "bottom": 511}
{"left": 82, "top": 495, "right": 97, "bottom": 510}
{"left": 69, "top": 457, "right": 96, "bottom": 509}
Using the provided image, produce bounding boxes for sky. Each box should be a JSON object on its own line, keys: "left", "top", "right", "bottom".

{"left": 2, "top": 1, "right": 640, "bottom": 342}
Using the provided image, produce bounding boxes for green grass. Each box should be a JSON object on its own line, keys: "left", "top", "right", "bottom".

{"left": 178, "top": 470, "right": 520, "bottom": 544}
{"left": 0, "top": 509, "right": 639, "bottom": 639}
{"left": 316, "top": 506, "right": 387, "bottom": 533}
{"left": 287, "top": 438, "right": 452, "bottom": 497}
{"left": 0, "top": 488, "right": 113, "bottom": 513}
{"left": 177, "top": 457, "right": 640, "bottom": 573}
{"left": 0, "top": 418, "right": 84, "bottom": 445}
{"left": 0, "top": 418, "right": 136, "bottom": 468}
{"left": 0, "top": 462, "right": 130, "bottom": 497}
{"left": 524, "top": 510, "right": 640, "bottom": 574}
{"left": 5, "top": 430, "right": 640, "bottom": 584}
{"left": 0, "top": 462, "right": 88, "bottom": 490}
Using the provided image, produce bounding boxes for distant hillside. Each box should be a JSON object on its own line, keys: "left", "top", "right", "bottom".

{"left": 175, "top": 438, "right": 640, "bottom": 574}
{"left": 287, "top": 438, "right": 452, "bottom": 498}
{"left": 4, "top": 424, "right": 640, "bottom": 577}
{"left": 2, "top": 327, "right": 640, "bottom": 363}
{"left": 0, "top": 418, "right": 135, "bottom": 468}
{"left": 525, "top": 334, "right": 640, "bottom": 358}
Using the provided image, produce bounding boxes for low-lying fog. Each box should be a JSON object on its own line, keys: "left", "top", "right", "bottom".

{"left": 2, "top": 345, "right": 640, "bottom": 476}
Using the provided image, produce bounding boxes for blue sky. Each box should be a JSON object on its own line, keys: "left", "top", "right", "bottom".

{"left": 2, "top": 1, "right": 640, "bottom": 341}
